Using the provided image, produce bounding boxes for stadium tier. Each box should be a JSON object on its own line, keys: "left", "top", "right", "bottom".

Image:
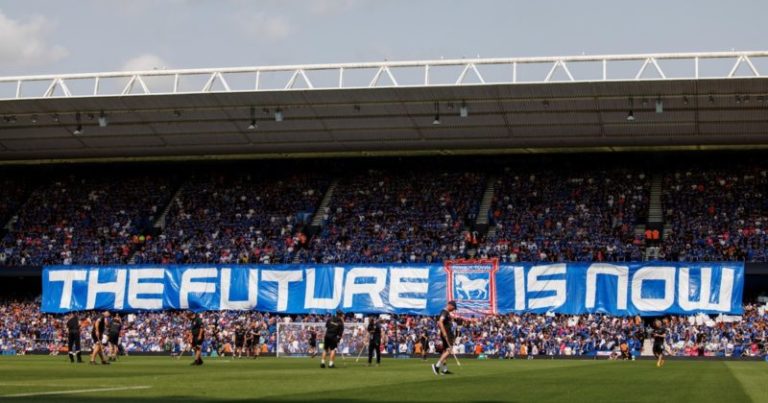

{"left": 483, "top": 166, "right": 650, "bottom": 262}
{"left": 0, "top": 156, "right": 765, "bottom": 267}
{"left": 305, "top": 167, "right": 484, "bottom": 264}
{"left": 137, "top": 171, "right": 330, "bottom": 265}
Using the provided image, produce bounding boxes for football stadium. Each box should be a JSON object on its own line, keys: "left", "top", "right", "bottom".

{"left": 0, "top": 1, "right": 767, "bottom": 402}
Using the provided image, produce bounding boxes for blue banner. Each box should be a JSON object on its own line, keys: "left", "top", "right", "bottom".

{"left": 41, "top": 262, "right": 744, "bottom": 316}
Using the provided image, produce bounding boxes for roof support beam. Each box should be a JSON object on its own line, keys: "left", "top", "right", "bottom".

{"left": 1, "top": 51, "right": 767, "bottom": 100}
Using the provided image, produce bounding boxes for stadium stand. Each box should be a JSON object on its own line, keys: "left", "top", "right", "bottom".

{"left": 303, "top": 167, "right": 484, "bottom": 264}
{"left": 137, "top": 171, "right": 329, "bottom": 265}
{"left": 1, "top": 172, "right": 175, "bottom": 266}
{"left": 480, "top": 166, "right": 650, "bottom": 262}
{"left": 0, "top": 156, "right": 766, "bottom": 266}
{"left": 660, "top": 164, "right": 768, "bottom": 262}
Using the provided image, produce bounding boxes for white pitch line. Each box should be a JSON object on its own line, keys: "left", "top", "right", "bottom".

{"left": 2, "top": 385, "right": 151, "bottom": 398}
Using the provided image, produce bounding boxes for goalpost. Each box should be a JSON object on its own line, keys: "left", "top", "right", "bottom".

{"left": 275, "top": 321, "right": 370, "bottom": 358}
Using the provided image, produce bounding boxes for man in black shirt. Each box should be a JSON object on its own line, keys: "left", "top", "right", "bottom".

{"left": 248, "top": 324, "right": 260, "bottom": 359}
{"left": 367, "top": 316, "right": 383, "bottom": 366}
{"left": 188, "top": 312, "right": 205, "bottom": 366}
{"left": 235, "top": 325, "right": 246, "bottom": 358}
{"left": 89, "top": 311, "right": 110, "bottom": 365}
{"left": 432, "top": 300, "right": 457, "bottom": 375}
{"left": 419, "top": 332, "right": 429, "bottom": 361}
{"left": 65, "top": 313, "right": 83, "bottom": 363}
{"left": 107, "top": 315, "right": 122, "bottom": 361}
{"left": 652, "top": 319, "right": 666, "bottom": 368}
{"left": 308, "top": 328, "right": 318, "bottom": 358}
{"left": 321, "top": 310, "right": 344, "bottom": 368}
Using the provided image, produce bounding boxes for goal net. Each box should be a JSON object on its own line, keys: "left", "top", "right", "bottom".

{"left": 275, "top": 321, "right": 370, "bottom": 358}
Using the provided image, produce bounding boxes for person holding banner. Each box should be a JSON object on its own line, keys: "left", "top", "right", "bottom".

{"left": 321, "top": 310, "right": 344, "bottom": 369}
{"left": 652, "top": 319, "right": 667, "bottom": 368}
{"left": 89, "top": 311, "right": 110, "bottom": 365}
{"left": 432, "top": 300, "right": 457, "bottom": 376}
{"left": 188, "top": 312, "right": 205, "bottom": 366}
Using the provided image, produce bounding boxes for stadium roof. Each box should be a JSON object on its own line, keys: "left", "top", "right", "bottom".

{"left": 1, "top": 51, "right": 768, "bottom": 163}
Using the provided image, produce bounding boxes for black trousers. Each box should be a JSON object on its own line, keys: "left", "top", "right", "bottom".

{"left": 68, "top": 332, "right": 81, "bottom": 352}
{"left": 368, "top": 339, "right": 381, "bottom": 364}
{"left": 68, "top": 332, "right": 82, "bottom": 361}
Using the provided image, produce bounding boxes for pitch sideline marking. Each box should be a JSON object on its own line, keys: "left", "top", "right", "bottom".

{"left": 2, "top": 385, "right": 151, "bottom": 398}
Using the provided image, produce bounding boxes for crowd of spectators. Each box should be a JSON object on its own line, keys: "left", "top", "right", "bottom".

{"left": 1, "top": 297, "right": 765, "bottom": 359}
{"left": 302, "top": 169, "right": 484, "bottom": 264}
{"left": 660, "top": 166, "right": 768, "bottom": 262}
{"left": 0, "top": 158, "right": 767, "bottom": 266}
{"left": 0, "top": 177, "right": 35, "bottom": 229}
{"left": 0, "top": 174, "right": 175, "bottom": 266}
{"left": 479, "top": 168, "right": 649, "bottom": 263}
{"left": 0, "top": 299, "right": 59, "bottom": 355}
{"left": 137, "top": 172, "right": 328, "bottom": 265}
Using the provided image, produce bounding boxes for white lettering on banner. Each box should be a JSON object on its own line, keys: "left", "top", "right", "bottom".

{"left": 631, "top": 266, "right": 675, "bottom": 311}
{"left": 527, "top": 264, "right": 566, "bottom": 309}
{"left": 86, "top": 269, "right": 127, "bottom": 310}
{"left": 304, "top": 267, "right": 344, "bottom": 309}
{"left": 586, "top": 264, "right": 628, "bottom": 310}
{"left": 709, "top": 268, "right": 735, "bottom": 311}
{"left": 389, "top": 268, "right": 429, "bottom": 309}
{"left": 678, "top": 267, "right": 734, "bottom": 312}
{"left": 513, "top": 266, "right": 526, "bottom": 310}
{"left": 262, "top": 270, "right": 303, "bottom": 311}
{"left": 180, "top": 268, "right": 217, "bottom": 309}
{"left": 48, "top": 270, "right": 87, "bottom": 309}
{"left": 678, "top": 267, "right": 705, "bottom": 311}
{"left": 220, "top": 268, "right": 259, "bottom": 310}
{"left": 343, "top": 268, "right": 386, "bottom": 308}
{"left": 127, "top": 269, "right": 164, "bottom": 310}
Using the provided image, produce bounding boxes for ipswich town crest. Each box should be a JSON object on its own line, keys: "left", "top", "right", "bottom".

{"left": 444, "top": 258, "right": 499, "bottom": 317}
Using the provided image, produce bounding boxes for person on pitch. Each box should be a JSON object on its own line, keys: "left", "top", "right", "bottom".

{"left": 235, "top": 324, "right": 246, "bottom": 358}
{"left": 652, "top": 319, "right": 667, "bottom": 368}
{"left": 308, "top": 327, "right": 318, "bottom": 358}
{"left": 89, "top": 311, "right": 110, "bottom": 365}
{"left": 321, "top": 310, "right": 344, "bottom": 368}
{"left": 246, "top": 323, "right": 257, "bottom": 358}
{"left": 65, "top": 312, "right": 83, "bottom": 363}
{"left": 419, "top": 331, "right": 429, "bottom": 361}
{"left": 432, "top": 300, "right": 457, "bottom": 375}
{"left": 257, "top": 323, "right": 269, "bottom": 358}
{"left": 107, "top": 314, "right": 122, "bottom": 361}
{"left": 367, "top": 316, "right": 383, "bottom": 366}
{"left": 188, "top": 312, "right": 205, "bottom": 366}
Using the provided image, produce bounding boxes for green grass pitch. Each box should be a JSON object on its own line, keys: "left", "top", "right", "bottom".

{"left": 0, "top": 356, "right": 766, "bottom": 402}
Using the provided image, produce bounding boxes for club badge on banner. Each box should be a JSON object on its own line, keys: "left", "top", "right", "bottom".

{"left": 41, "top": 261, "right": 744, "bottom": 316}
{"left": 445, "top": 259, "right": 499, "bottom": 317}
